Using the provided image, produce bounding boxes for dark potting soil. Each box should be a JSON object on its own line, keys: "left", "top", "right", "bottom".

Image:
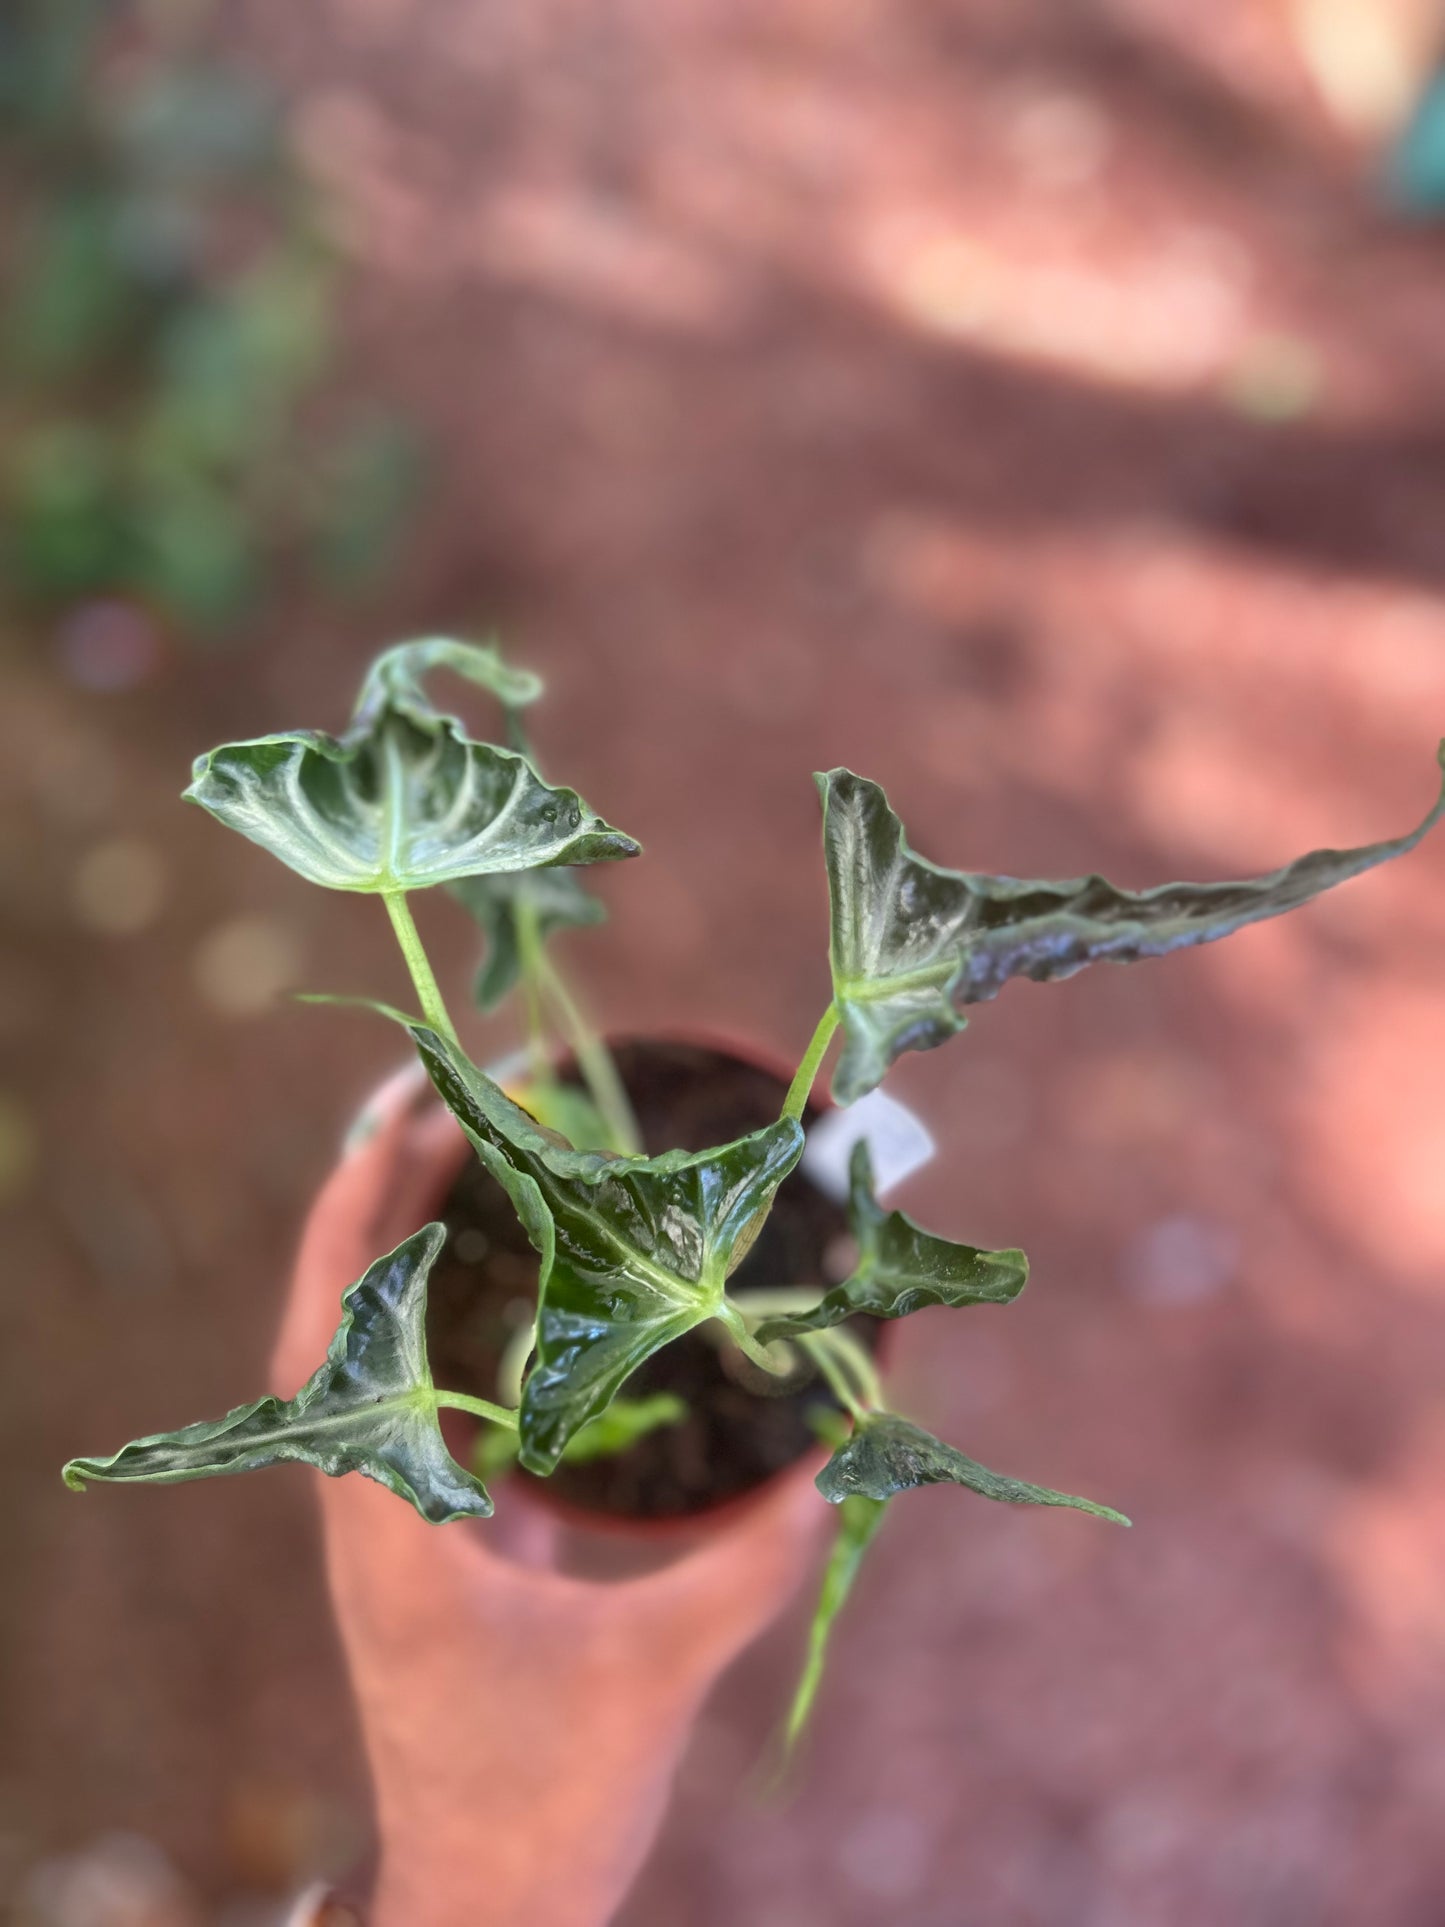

{"left": 424, "top": 1039, "right": 865, "bottom": 1521}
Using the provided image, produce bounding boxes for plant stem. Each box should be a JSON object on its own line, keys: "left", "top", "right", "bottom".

{"left": 434, "top": 1391, "right": 518, "bottom": 1428}
{"left": 781, "top": 1005, "right": 840, "bottom": 1123}
{"left": 382, "top": 890, "right": 460, "bottom": 1048}
{"left": 823, "top": 1326, "right": 884, "bottom": 1411}
{"left": 534, "top": 945, "right": 643, "bottom": 1157}
{"left": 800, "top": 1333, "right": 866, "bottom": 1420}
{"left": 514, "top": 897, "right": 561, "bottom": 1094}
{"left": 716, "top": 1304, "right": 797, "bottom": 1377}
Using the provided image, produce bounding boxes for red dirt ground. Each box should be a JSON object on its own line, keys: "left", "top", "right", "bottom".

{"left": 7, "top": 2, "right": 1445, "bottom": 1921}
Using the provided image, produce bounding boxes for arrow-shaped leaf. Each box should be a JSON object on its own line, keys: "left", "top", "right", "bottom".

{"left": 409, "top": 1024, "right": 805, "bottom": 1474}
{"left": 63, "top": 1225, "right": 493, "bottom": 1524}
{"left": 817, "top": 1411, "right": 1129, "bottom": 1523}
{"left": 451, "top": 864, "right": 606, "bottom": 1010}
{"left": 819, "top": 750, "right": 1445, "bottom": 1102}
{"left": 187, "top": 709, "right": 639, "bottom": 893}
{"left": 754, "top": 1139, "right": 1026, "bottom": 1344}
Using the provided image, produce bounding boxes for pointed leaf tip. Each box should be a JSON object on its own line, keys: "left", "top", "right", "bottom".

{"left": 816, "top": 1413, "right": 1129, "bottom": 1524}
{"left": 754, "top": 1138, "right": 1026, "bottom": 1345}
{"left": 819, "top": 754, "right": 1445, "bottom": 1102}
{"left": 62, "top": 1224, "right": 493, "bottom": 1524}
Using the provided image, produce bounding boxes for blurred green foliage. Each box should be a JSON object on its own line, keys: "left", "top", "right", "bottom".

{"left": 0, "top": 0, "right": 423, "bottom": 639}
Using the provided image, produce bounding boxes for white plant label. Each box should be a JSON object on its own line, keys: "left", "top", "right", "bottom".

{"left": 803, "top": 1085, "right": 936, "bottom": 1203}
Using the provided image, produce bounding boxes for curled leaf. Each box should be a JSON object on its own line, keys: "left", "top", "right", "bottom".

{"left": 817, "top": 1412, "right": 1129, "bottom": 1524}
{"left": 753, "top": 1139, "right": 1026, "bottom": 1344}
{"left": 819, "top": 751, "right": 1445, "bottom": 1102}
{"left": 350, "top": 635, "right": 542, "bottom": 738}
{"left": 410, "top": 1025, "right": 804, "bottom": 1473}
{"left": 63, "top": 1225, "right": 493, "bottom": 1524}
{"left": 187, "top": 710, "right": 638, "bottom": 892}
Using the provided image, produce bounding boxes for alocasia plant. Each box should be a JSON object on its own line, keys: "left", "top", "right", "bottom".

{"left": 63, "top": 635, "right": 1445, "bottom": 1746}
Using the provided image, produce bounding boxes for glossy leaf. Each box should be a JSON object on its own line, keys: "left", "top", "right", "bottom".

{"left": 817, "top": 1413, "right": 1129, "bottom": 1523}
{"left": 186, "top": 709, "right": 639, "bottom": 893}
{"left": 819, "top": 751, "right": 1445, "bottom": 1102}
{"left": 350, "top": 635, "right": 542, "bottom": 738}
{"left": 409, "top": 1025, "right": 805, "bottom": 1473}
{"left": 63, "top": 1225, "right": 493, "bottom": 1524}
{"left": 786, "top": 1494, "right": 886, "bottom": 1749}
{"left": 452, "top": 864, "right": 606, "bottom": 1010}
{"left": 754, "top": 1139, "right": 1026, "bottom": 1344}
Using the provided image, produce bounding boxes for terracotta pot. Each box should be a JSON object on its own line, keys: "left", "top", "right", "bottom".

{"left": 272, "top": 1065, "right": 826, "bottom": 1927}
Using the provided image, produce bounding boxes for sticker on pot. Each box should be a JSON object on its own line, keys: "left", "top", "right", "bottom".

{"left": 802, "top": 1086, "right": 935, "bottom": 1202}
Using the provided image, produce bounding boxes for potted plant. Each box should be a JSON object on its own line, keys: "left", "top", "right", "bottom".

{"left": 62, "top": 639, "right": 1445, "bottom": 1924}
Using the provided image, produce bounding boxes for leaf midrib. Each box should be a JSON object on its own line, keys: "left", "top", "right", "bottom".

{"left": 559, "top": 1189, "right": 721, "bottom": 1309}
{"left": 377, "top": 726, "right": 410, "bottom": 888}
{"left": 835, "top": 959, "right": 956, "bottom": 1003}
{"left": 233, "top": 1386, "right": 435, "bottom": 1446}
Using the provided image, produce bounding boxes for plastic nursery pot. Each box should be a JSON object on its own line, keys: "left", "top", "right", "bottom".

{"left": 271, "top": 1041, "right": 841, "bottom": 1927}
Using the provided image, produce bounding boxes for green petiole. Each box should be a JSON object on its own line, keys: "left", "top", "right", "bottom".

{"left": 781, "top": 1004, "right": 840, "bottom": 1122}
{"left": 535, "top": 943, "right": 642, "bottom": 1156}
{"left": 800, "top": 1332, "right": 866, "bottom": 1420}
{"left": 513, "top": 890, "right": 642, "bottom": 1157}
{"left": 383, "top": 889, "right": 461, "bottom": 1050}
{"left": 819, "top": 1325, "right": 884, "bottom": 1412}
{"left": 514, "top": 896, "right": 557, "bottom": 1093}
{"left": 434, "top": 1391, "right": 519, "bottom": 1429}
{"left": 716, "top": 1303, "right": 797, "bottom": 1377}
{"left": 784, "top": 1493, "right": 887, "bottom": 1751}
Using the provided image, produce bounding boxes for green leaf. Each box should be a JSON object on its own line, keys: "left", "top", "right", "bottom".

{"left": 409, "top": 1025, "right": 805, "bottom": 1474}
{"left": 63, "top": 1225, "right": 493, "bottom": 1524}
{"left": 474, "top": 1423, "right": 522, "bottom": 1482}
{"left": 753, "top": 1140, "right": 1026, "bottom": 1344}
{"left": 513, "top": 1076, "right": 615, "bottom": 1154}
{"left": 785, "top": 1494, "right": 886, "bottom": 1749}
{"left": 469, "top": 1393, "right": 684, "bottom": 1482}
{"left": 351, "top": 635, "right": 543, "bottom": 737}
{"left": 186, "top": 709, "right": 639, "bottom": 893}
{"left": 819, "top": 751, "right": 1445, "bottom": 1102}
{"left": 816, "top": 1412, "right": 1129, "bottom": 1524}
{"left": 560, "top": 1392, "right": 687, "bottom": 1464}
{"left": 452, "top": 864, "right": 606, "bottom": 1010}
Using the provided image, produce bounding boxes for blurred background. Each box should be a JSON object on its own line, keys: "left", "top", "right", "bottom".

{"left": 6, "top": 0, "right": 1445, "bottom": 1921}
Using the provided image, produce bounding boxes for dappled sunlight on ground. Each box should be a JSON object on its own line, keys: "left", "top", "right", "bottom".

{"left": 8, "top": 0, "right": 1445, "bottom": 1922}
